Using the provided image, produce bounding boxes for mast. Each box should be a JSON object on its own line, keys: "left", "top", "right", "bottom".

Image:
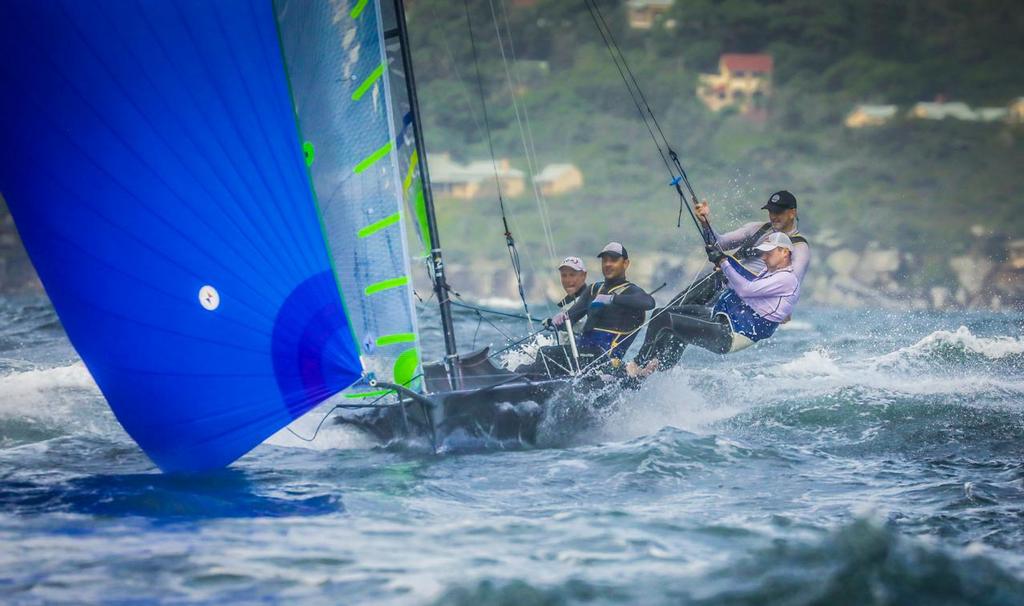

{"left": 388, "top": 0, "right": 461, "bottom": 389}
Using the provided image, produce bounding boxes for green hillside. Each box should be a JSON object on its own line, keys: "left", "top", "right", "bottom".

{"left": 409, "top": 0, "right": 1024, "bottom": 290}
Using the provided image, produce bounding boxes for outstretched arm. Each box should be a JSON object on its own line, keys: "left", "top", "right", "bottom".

{"left": 565, "top": 287, "right": 592, "bottom": 324}
{"left": 612, "top": 285, "right": 656, "bottom": 311}
{"left": 721, "top": 257, "right": 798, "bottom": 298}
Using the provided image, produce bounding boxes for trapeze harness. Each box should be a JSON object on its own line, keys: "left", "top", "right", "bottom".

{"left": 576, "top": 280, "right": 648, "bottom": 361}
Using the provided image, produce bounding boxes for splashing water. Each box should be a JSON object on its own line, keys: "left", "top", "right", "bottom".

{"left": 1, "top": 298, "right": 1023, "bottom": 604}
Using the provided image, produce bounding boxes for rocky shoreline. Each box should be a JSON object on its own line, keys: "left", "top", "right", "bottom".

{"left": 441, "top": 232, "right": 1024, "bottom": 312}
{"left": 2, "top": 210, "right": 1020, "bottom": 311}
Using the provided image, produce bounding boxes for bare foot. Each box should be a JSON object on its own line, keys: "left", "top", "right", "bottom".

{"left": 639, "top": 359, "right": 659, "bottom": 378}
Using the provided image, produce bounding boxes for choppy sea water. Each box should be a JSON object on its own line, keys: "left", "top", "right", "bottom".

{"left": 2, "top": 294, "right": 1024, "bottom": 605}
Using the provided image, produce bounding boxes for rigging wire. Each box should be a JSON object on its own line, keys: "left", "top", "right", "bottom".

{"left": 488, "top": 0, "right": 559, "bottom": 270}
{"left": 463, "top": 0, "right": 535, "bottom": 332}
{"left": 581, "top": 0, "right": 712, "bottom": 244}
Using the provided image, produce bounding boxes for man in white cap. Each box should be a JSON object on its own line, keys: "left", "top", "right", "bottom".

{"left": 677, "top": 190, "right": 810, "bottom": 306}
{"left": 519, "top": 242, "right": 655, "bottom": 376}
{"left": 555, "top": 256, "right": 588, "bottom": 308}
{"left": 630, "top": 232, "right": 800, "bottom": 375}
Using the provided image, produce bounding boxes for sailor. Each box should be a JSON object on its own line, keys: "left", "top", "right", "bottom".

{"left": 518, "top": 242, "right": 655, "bottom": 376}
{"left": 555, "top": 256, "right": 588, "bottom": 307}
{"left": 677, "top": 190, "right": 810, "bottom": 307}
{"left": 630, "top": 232, "right": 800, "bottom": 375}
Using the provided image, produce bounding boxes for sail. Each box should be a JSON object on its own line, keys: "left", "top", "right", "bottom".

{"left": 0, "top": 0, "right": 363, "bottom": 472}
{"left": 274, "top": 0, "right": 424, "bottom": 398}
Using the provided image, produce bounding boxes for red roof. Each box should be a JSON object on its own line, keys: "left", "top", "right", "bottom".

{"left": 720, "top": 54, "right": 773, "bottom": 73}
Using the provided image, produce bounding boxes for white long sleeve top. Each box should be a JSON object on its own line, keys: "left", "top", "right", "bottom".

{"left": 720, "top": 256, "right": 800, "bottom": 322}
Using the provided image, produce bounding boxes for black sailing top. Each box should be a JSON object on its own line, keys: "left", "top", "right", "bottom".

{"left": 565, "top": 276, "right": 656, "bottom": 335}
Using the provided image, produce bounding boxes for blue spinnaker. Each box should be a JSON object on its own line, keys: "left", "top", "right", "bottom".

{"left": 0, "top": 0, "right": 362, "bottom": 472}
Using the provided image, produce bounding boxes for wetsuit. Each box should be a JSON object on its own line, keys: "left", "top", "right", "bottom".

{"left": 516, "top": 278, "right": 655, "bottom": 377}
{"left": 635, "top": 256, "right": 800, "bottom": 366}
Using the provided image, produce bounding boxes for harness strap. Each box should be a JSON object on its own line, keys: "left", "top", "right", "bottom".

{"left": 736, "top": 222, "right": 774, "bottom": 258}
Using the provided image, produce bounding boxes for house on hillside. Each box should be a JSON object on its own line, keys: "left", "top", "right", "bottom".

{"left": 428, "top": 154, "right": 525, "bottom": 200}
{"left": 697, "top": 53, "right": 773, "bottom": 117}
{"left": 907, "top": 101, "right": 977, "bottom": 121}
{"left": 976, "top": 107, "right": 1009, "bottom": 122}
{"left": 533, "top": 163, "right": 583, "bottom": 196}
{"left": 627, "top": 0, "right": 675, "bottom": 30}
{"left": 1009, "top": 98, "right": 1024, "bottom": 124}
{"left": 844, "top": 104, "right": 898, "bottom": 128}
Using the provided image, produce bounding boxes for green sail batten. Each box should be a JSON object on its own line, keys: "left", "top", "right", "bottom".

{"left": 358, "top": 212, "right": 401, "bottom": 238}
{"left": 414, "top": 183, "right": 432, "bottom": 252}
{"left": 354, "top": 141, "right": 393, "bottom": 174}
{"left": 403, "top": 149, "right": 419, "bottom": 191}
{"left": 349, "top": 0, "right": 370, "bottom": 19}
{"left": 376, "top": 333, "right": 417, "bottom": 347}
{"left": 364, "top": 276, "right": 409, "bottom": 295}
{"left": 303, "top": 141, "right": 315, "bottom": 166}
{"left": 352, "top": 63, "right": 385, "bottom": 101}
{"left": 344, "top": 389, "right": 393, "bottom": 399}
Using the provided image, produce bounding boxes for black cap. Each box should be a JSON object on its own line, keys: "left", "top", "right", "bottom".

{"left": 761, "top": 190, "right": 797, "bottom": 211}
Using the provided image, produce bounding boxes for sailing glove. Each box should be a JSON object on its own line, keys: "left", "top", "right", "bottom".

{"left": 547, "top": 312, "right": 567, "bottom": 328}
{"left": 705, "top": 244, "right": 726, "bottom": 265}
{"left": 590, "top": 294, "right": 614, "bottom": 309}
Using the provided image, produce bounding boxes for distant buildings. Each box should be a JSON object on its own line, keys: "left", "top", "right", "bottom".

{"left": 844, "top": 97, "right": 1023, "bottom": 128}
{"left": 626, "top": 0, "right": 675, "bottom": 30}
{"left": 845, "top": 104, "right": 898, "bottom": 128}
{"left": 697, "top": 54, "right": 773, "bottom": 117}
{"left": 908, "top": 101, "right": 978, "bottom": 121}
{"left": 533, "top": 164, "right": 584, "bottom": 196}
{"left": 429, "top": 154, "right": 583, "bottom": 200}
{"left": 429, "top": 154, "right": 525, "bottom": 200}
{"left": 1008, "top": 98, "right": 1024, "bottom": 123}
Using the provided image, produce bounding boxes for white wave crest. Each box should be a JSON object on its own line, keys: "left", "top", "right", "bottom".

{"left": 877, "top": 326, "right": 1024, "bottom": 365}
{"left": 777, "top": 349, "right": 842, "bottom": 378}
{"left": 0, "top": 362, "right": 121, "bottom": 440}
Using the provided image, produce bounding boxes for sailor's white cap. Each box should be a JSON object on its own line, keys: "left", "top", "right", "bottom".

{"left": 753, "top": 231, "right": 793, "bottom": 252}
{"left": 558, "top": 256, "right": 586, "bottom": 272}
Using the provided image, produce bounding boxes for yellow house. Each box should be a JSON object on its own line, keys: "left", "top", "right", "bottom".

{"left": 533, "top": 164, "right": 583, "bottom": 196}
{"left": 844, "top": 104, "right": 897, "bottom": 128}
{"left": 697, "top": 54, "right": 773, "bottom": 115}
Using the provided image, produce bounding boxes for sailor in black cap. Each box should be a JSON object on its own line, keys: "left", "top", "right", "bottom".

{"left": 517, "top": 242, "right": 655, "bottom": 377}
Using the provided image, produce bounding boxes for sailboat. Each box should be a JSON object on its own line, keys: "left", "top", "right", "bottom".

{"left": 0, "top": 0, "right": 645, "bottom": 472}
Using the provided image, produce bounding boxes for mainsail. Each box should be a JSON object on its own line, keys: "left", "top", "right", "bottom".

{"left": 275, "top": 0, "right": 424, "bottom": 397}
{"left": 0, "top": 0, "right": 379, "bottom": 471}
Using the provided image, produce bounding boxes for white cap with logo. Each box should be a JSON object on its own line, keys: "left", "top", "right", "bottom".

{"left": 558, "top": 256, "right": 586, "bottom": 272}
{"left": 753, "top": 231, "right": 793, "bottom": 252}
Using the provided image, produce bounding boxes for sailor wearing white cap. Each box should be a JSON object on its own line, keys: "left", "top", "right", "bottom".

{"left": 518, "top": 242, "right": 655, "bottom": 377}
{"left": 555, "top": 256, "right": 588, "bottom": 307}
{"left": 630, "top": 232, "right": 800, "bottom": 376}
